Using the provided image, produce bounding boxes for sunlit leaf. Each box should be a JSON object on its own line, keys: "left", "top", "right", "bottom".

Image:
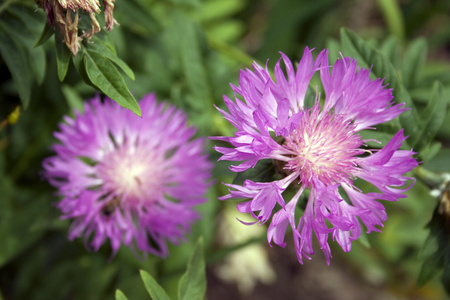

{"left": 140, "top": 270, "right": 171, "bottom": 300}
{"left": 86, "top": 37, "right": 135, "bottom": 80}
{"left": 82, "top": 46, "right": 141, "bottom": 116}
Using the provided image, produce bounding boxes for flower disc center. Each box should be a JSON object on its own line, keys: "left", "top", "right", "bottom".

{"left": 98, "top": 145, "right": 160, "bottom": 198}
{"left": 283, "top": 108, "right": 363, "bottom": 186}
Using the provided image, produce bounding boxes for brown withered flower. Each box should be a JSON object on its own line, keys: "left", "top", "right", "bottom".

{"left": 35, "top": 0, "right": 118, "bottom": 55}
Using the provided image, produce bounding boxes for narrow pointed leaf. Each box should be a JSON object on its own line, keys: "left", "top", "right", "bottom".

{"left": 402, "top": 38, "right": 427, "bottom": 89}
{"left": 86, "top": 38, "right": 135, "bottom": 80}
{"left": 413, "top": 81, "right": 447, "bottom": 154}
{"left": 55, "top": 30, "right": 72, "bottom": 81}
{"left": 178, "top": 237, "right": 206, "bottom": 300}
{"left": 0, "top": 24, "right": 31, "bottom": 107}
{"left": 140, "top": 270, "right": 171, "bottom": 300}
{"left": 82, "top": 47, "right": 141, "bottom": 116}
{"left": 35, "top": 22, "right": 54, "bottom": 47}
{"left": 1, "top": 8, "right": 47, "bottom": 85}
{"left": 115, "top": 289, "right": 129, "bottom": 300}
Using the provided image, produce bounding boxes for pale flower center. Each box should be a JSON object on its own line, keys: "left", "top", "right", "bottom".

{"left": 283, "top": 108, "right": 363, "bottom": 186}
{"left": 97, "top": 145, "right": 160, "bottom": 199}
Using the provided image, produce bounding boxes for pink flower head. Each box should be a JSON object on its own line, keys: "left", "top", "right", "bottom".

{"left": 43, "top": 94, "right": 212, "bottom": 258}
{"left": 212, "top": 47, "right": 418, "bottom": 264}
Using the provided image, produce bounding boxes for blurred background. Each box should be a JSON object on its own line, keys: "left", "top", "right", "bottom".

{"left": 1, "top": 0, "right": 450, "bottom": 299}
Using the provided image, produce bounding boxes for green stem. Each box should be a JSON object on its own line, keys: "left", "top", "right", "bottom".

{"left": 376, "top": 0, "right": 405, "bottom": 45}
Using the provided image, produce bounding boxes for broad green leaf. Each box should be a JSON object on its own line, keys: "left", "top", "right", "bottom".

{"left": 140, "top": 270, "right": 171, "bottom": 300}
{"left": 401, "top": 38, "right": 427, "bottom": 89}
{"left": 178, "top": 237, "right": 206, "bottom": 300}
{"left": 55, "top": 30, "right": 71, "bottom": 81}
{"left": 340, "top": 28, "right": 418, "bottom": 146}
{"left": 115, "top": 289, "right": 129, "bottom": 300}
{"left": 86, "top": 38, "right": 135, "bottom": 80}
{"left": 0, "top": 24, "right": 31, "bottom": 107}
{"left": 82, "top": 47, "right": 141, "bottom": 116}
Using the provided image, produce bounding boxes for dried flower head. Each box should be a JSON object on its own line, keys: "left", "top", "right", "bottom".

{"left": 35, "top": 0, "right": 118, "bottom": 55}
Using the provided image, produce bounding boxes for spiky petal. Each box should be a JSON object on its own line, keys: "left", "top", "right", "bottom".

{"left": 212, "top": 47, "right": 418, "bottom": 264}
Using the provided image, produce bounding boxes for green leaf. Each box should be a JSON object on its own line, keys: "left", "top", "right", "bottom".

{"left": 413, "top": 81, "right": 447, "bottom": 154}
{"left": 379, "top": 36, "right": 399, "bottom": 68}
{"left": 140, "top": 270, "right": 171, "bottom": 300}
{"left": 82, "top": 46, "right": 141, "bottom": 116}
{"left": 178, "top": 237, "right": 206, "bottom": 300}
{"left": 86, "top": 38, "right": 135, "bottom": 80}
{"left": 55, "top": 30, "right": 72, "bottom": 81}
{"left": 376, "top": 0, "right": 405, "bottom": 43}
{"left": 175, "top": 11, "right": 212, "bottom": 111}
{"left": 401, "top": 38, "right": 427, "bottom": 89}
{"left": 115, "top": 289, "right": 129, "bottom": 300}
{"left": 420, "top": 142, "right": 442, "bottom": 162}
{"left": 0, "top": 24, "right": 31, "bottom": 107}
{"left": 417, "top": 204, "right": 450, "bottom": 287}
{"left": 34, "top": 21, "right": 54, "bottom": 47}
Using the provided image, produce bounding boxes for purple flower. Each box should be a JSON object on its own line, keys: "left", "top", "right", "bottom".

{"left": 212, "top": 47, "right": 418, "bottom": 264}
{"left": 43, "top": 94, "right": 212, "bottom": 257}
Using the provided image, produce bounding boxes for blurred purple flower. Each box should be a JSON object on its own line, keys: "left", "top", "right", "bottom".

{"left": 43, "top": 94, "right": 212, "bottom": 258}
{"left": 212, "top": 47, "right": 418, "bottom": 264}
